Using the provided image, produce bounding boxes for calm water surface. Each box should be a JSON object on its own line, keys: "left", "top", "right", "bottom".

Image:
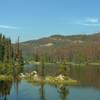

{"left": 0, "top": 65, "right": 100, "bottom": 100}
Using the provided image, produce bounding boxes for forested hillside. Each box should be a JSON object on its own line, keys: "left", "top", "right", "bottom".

{"left": 21, "top": 33, "right": 100, "bottom": 63}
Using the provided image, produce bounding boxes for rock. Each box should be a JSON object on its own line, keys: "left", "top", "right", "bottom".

{"left": 33, "top": 74, "right": 38, "bottom": 80}
{"left": 31, "top": 71, "right": 37, "bottom": 75}
{"left": 20, "top": 73, "right": 25, "bottom": 78}
{"left": 32, "top": 71, "right": 40, "bottom": 81}
{"left": 56, "top": 74, "right": 65, "bottom": 80}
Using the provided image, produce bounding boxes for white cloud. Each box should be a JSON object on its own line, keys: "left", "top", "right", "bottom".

{"left": 76, "top": 18, "right": 100, "bottom": 26}
{"left": 0, "top": 25, "right": 18, "bottom": 29}
{"left": 80, "top": 23, "right": 100, "bottom": 26}
{"left": 86, "top": 18, "right": 99, "bottom": 23}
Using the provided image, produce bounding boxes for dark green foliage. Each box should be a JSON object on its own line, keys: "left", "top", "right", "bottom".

{"left": 59, "top": 60, "right": 69, "bottom": 77}
{"left": 0, "top": 63, "right": 14, "bottom": 75}
{"left": 0, "top": 79, "right": 12, "bottom": 99}
{"left": 0, "top": 33, "right": 23, "bottom": 75}
{"left": 0, "top": 34, "right": 14, "bottom": 63}
{"left": 33, "top": 53, "right": 40, "bottom": 62}
{"left": 0, "top": 45, "right": 5, "bottom": 62}
{"left": 40, "top": 57, "right": 45, "bottom": 78}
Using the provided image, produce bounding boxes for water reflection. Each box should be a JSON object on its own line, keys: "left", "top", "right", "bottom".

{"left": 57, "top": 84, "right": 69, "bottom": 100}
{"left": 0, "top": 65, "right": 100, "bottom": 100}
{"left": 39, "top": 83, "right": 46, "bottom": 100}
{"left": 38, "top": 83, "right": 69, "bottom": 100}
{"left": 13, "top": 78, "right": 20, "bottom": 100}
{"left": 0, "top": 78, "right": 21, "bottom": 100}
{"left": 0, "top": 78, "right": 100, "bottom": 100}
{"left": 0, "top": 80, "right": 12, "bottom": 100}
{"left": 69, "top": 65, "right": 100, "bottom": 87}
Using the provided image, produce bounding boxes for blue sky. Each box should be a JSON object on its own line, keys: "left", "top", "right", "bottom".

{"left": 0, "top": 0, "right": 100, "bottom": 42}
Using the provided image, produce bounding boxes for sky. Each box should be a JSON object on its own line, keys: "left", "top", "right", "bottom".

{"left": 0, "top": 0, "right": 100, "bottom": 42}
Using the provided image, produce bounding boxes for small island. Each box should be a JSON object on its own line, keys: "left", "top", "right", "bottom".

{"left": 19, "top": 60, "right": 79, "bottom": 85}
{"left": 23, "top": 72, "right": 78, "bottom": 85}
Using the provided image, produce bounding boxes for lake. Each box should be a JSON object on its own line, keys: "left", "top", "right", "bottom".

{"left": 0, "top": 64, "right": 100, "bottom": 100}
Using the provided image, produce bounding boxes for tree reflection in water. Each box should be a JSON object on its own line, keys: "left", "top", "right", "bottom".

{"left": 69, "top": 65, "right": 100, "bottom": 87}
{"left": 13, "top": 77, "right": 20, "bottom": 100}
{"left": 39, "top": 83, "right": 46, "bottom": 100}
{"left": 0, "top": 80, "right": 12, "bottom": 100}
{"left": 38, "top": 81, "right": 69, "bottom": 100}
{"left": 57, "top": 84, "right": 69, "bottom": 100}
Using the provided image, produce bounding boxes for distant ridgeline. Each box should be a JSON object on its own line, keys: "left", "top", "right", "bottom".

{"left": 0, "top": 34, "right": 23, "bottom": 75}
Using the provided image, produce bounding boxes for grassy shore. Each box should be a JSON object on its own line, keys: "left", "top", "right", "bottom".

{"left": 28, "top": 60, "right": 100, "bottom": 66}
{"left": 0, "top": 73, "right": 79, "bottom": 86}
{"left": 0, "top": 75, "right": 13, "bottom": 81}
{"left": 26, "top": 76, "right": 79, "bottom": 85}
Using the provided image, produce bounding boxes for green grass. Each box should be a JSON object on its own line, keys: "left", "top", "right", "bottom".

{"left": 26, "top": 76, "right": 79, "bottom": 86}
{"left": 28, "top": 60, "right": 100, "bottom": 66}
{"left": 89, "top": 62, "right": 100, "bottom": 65}
{"left": 66, "top": 61, "right": 100, "bottom": 66}
{"left": 45, "top": 76, "right": 79, "bottom": 85}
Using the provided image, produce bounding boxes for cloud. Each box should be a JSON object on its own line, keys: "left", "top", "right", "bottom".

{"left": 0, "top": 25, "right": 18, "bottom": 29}
{"left": 76, "top": 18, "right": 100, "bottom": 26}
{"left": 86, "top": 18, "right": 99, "bottom": 23}
{"left": 80, "top": 23, "right": 100, "bottom": 26}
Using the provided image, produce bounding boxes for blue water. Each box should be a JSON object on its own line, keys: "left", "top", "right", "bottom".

{"left": 1, "top": 80, "right": 100, "bottom": 100}
{"left": 0, "top": 64, "right": 100, "bottom": 100}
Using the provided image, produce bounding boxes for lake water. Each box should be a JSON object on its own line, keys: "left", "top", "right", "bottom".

{"left": 0, "top": 64, "right": 100, "bottom": 100}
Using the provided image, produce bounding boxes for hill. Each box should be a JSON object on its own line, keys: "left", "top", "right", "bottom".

{"left": 20, "top": 33, "right": 100, "bottom": 63}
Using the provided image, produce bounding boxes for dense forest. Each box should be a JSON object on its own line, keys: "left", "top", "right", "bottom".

{"left": 0, "top": 34, "right": 13, "bottom": 62}
{"left": 0, "top": 34, "right": 23, "bottom": 75}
